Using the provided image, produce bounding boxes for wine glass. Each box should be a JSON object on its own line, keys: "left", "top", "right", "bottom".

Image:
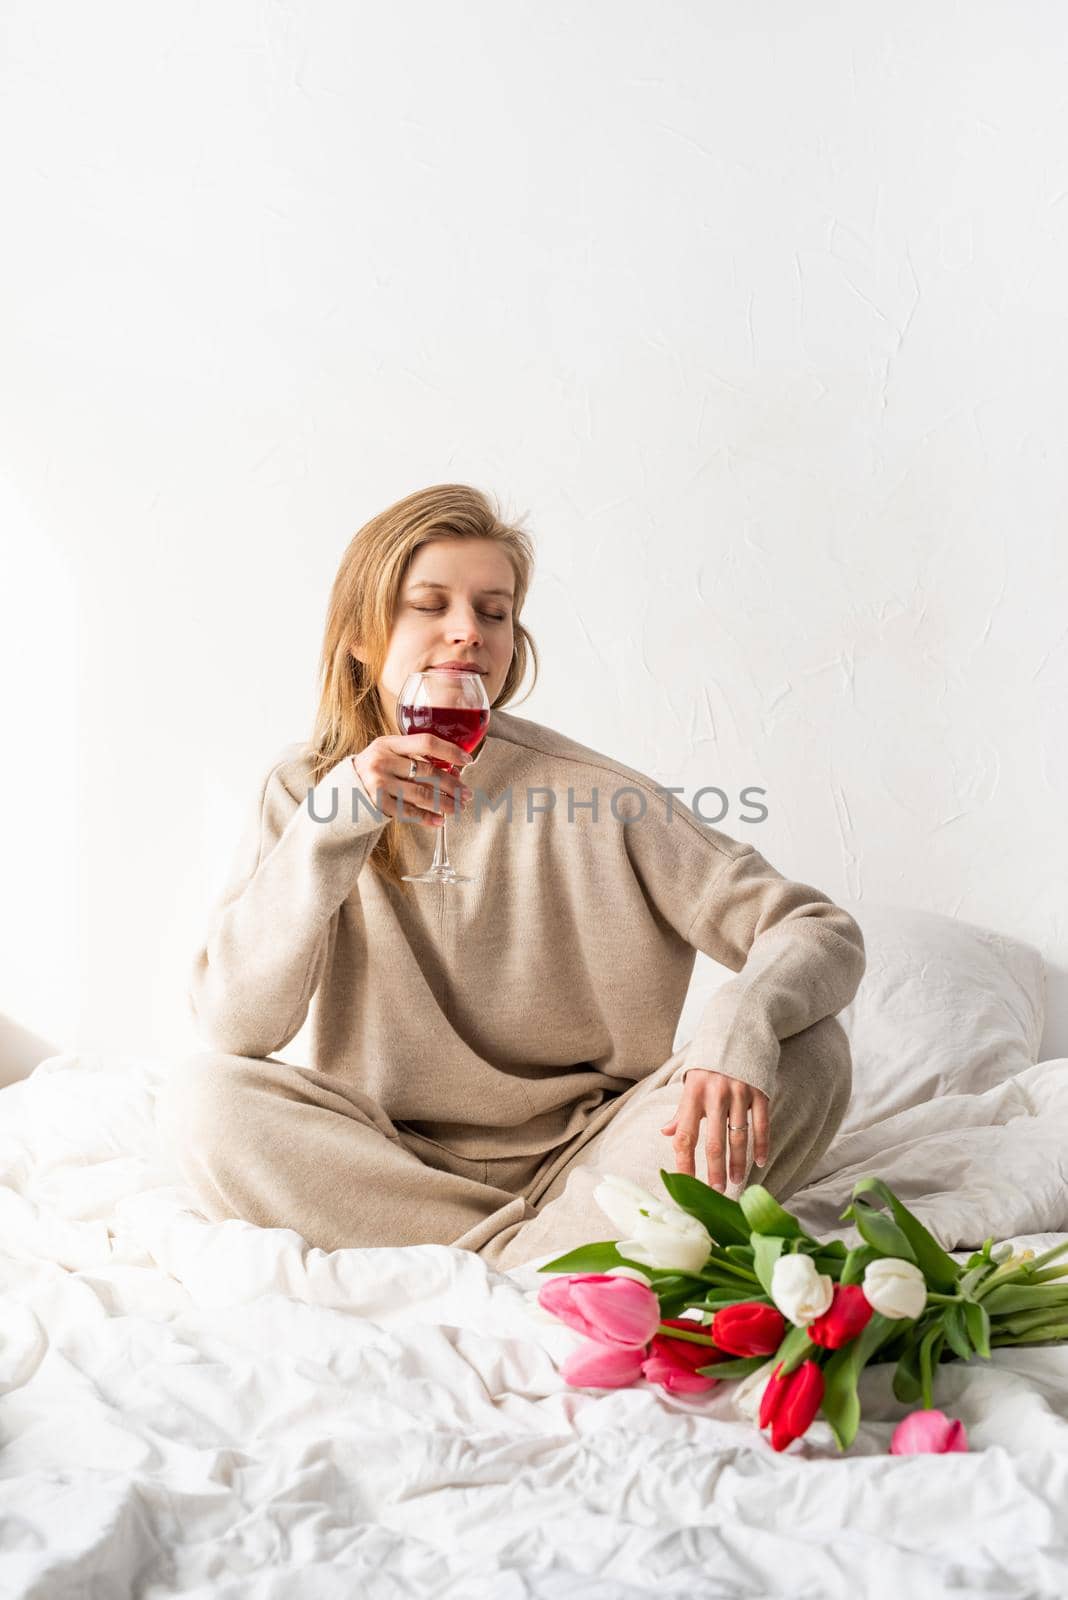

{"left": 396, "top": 667, "right": 491, "bottom": 885}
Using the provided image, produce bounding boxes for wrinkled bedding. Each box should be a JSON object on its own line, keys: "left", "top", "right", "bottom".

{"left": 2, "top": 1050, "right": 1067, "bottom": 1598}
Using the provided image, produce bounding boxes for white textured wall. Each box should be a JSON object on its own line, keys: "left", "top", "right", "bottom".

{"left": 2, "top": 1, "right": 1066, "bottom": 1066}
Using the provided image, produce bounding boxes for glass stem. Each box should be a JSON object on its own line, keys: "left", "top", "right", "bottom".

{"left": 430, "top": 814, "right": 451, "bottom": 873}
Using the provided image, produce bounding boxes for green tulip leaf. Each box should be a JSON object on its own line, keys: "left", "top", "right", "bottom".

{"left": 738, "top": 1185, "right": 810, "bottom": 1240}
{"left": 891, "top": 1335, "right": 924, "bottom": 1404}
{"left": 775, "top": 1322, "right": 817, "bottom": 1376}
{"left": 850, "top": 1177, "right": 960, "bottom": 1290}
{"left": 820, "top": 1312, "right": 898, "bottom": 1450}
{"left": 840, "top": 1244, "right": 882, "bottom": 1286}
{"left": 808, "top": 1249, "right": 848, "bottom": 1278}
{"left": 537, "top": 1242, "right": 630, "bottom": 1274}
{"left": 941, "top": 1303, "right": 973, "bottom": 1362}
{"left": 649, "top": 1274, "right": 709, "bottom": 1315}
{"left": 819, "top": 1363, "right": 860, "bottom": 1450}
{"left": 658, "top": 1169, "right": 751, "bottom": 1245}
{"left": 982, "top": 1284, "right": 1068, "bottom": 1315}
{"left": 989, "top": 1322, "right": 1068, "bottom": 1346}
{"left": 751, "top": 1233, "right": 788, "bottom": 1296}
{"left": 695, "top": 1353, "right": 768, "bottom": 1380}
{"left": 962, "top": 1299, "right": 991, "bottom": 1358}
{"left": 994, "top": 1307, "right": 1068, "bottom": 1338}
{"left": 699, "top": 1290, "right": 770, "bottom": 1312}
{"left": 851, "top": 1203, "right": 916, "bottom": 1261}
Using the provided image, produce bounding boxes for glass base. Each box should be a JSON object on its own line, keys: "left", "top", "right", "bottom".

{"left": 401, "top": 867, "right": 473, "bottom": 884}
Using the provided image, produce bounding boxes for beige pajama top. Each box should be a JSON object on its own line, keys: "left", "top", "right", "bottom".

{"left": 188, "top": 709, "right": 866, "bottom": 1161}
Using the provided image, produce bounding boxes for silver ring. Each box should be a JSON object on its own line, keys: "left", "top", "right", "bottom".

{"left": 727, "top": 1122, "right": 747, "bottom": 1132}
{"left": 407, "top": 758, "right": 419, "bottom": 780}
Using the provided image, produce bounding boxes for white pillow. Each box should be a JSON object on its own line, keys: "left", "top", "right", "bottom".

{"left": 0, "top": 1011, "right": 61, "bottom": 1090}
{"left": 834, "top": 900, "right": 1046, "bottom": 1135}
{"left": 673, "top": 900, "right": 1046, "bottom": 1136}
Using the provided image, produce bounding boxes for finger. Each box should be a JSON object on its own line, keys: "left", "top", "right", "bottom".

{"left": 728, "top": 1087, "right": 751, "bottom": 1185}
{"left": 415, "top": 768, "right": 466, "bottom": 812}
{"left": 702, "top": 1089, "right": 730, "bottom": 1192}
{"left": 393, "top": 779, "right": 447, "bottom": 826}
{"left": 751, "top": 1091, "right": 771, "bottom": 1169}
{"left": 423, "top": 736, "right": 472, "bottom": 770}
{"left": 411, "top": 775, "right": 453, "bottom": 816}
{"left": 393, "top": 762, "right": 453, "bottom": 816}
{"left": 399, "top": 762, "right": 467, "bottom": 813}
{"left": 669, "top": 1103, "right": 703, "bottom": 1179}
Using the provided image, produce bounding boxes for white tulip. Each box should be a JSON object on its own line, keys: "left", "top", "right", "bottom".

{"left": 861, "top": 1256, "right": 927, "bottom": 1320}
{"left": 770, "top": 1253, "right": 834, "bottom": 1327}
{"left": 594, "top": 1172, "right": 713, "bottom": 1274}
{"left": 617, "top": 1208, "right": 714, "bottom": 1274}
{"left": 593, "top": 1175, "right": 665, "bottom": 1234}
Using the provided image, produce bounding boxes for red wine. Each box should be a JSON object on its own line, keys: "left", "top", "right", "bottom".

{"left": 397, "top": 702, "right": 490, "bottom": 771}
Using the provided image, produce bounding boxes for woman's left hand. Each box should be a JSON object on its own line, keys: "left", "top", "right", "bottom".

{"left": 661, "top": 1069, "right": 770, "bottom": 1191}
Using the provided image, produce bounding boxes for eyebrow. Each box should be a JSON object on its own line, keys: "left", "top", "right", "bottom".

{"left": 407, "top": 580, "right": 515, "bottom": 600}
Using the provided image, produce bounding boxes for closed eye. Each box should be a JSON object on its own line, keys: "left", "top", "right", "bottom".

{"left": 411, "top": 605, "right": 508, "bottom": 622}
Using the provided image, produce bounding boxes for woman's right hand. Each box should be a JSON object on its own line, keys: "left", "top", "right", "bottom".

{"left": 351, "top": 736, "right": 474, "bottom": 827}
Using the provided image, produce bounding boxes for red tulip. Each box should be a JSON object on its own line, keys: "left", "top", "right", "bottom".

{"left": 641, "top": 1316, "right": 733, "bottom": 1396}
{"left": 711, "top": 1301, "right": 787, "bottom": 1357}
{"left": 807, "top": 1283, "right": 874, "bottom": 1350}
{"left": 758, "top": 1358, "right": 826, "bottom": 1451}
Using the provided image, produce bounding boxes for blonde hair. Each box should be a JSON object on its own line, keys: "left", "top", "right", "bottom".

{"left": 304, "top": 483, "right": 539, "bottom": 892}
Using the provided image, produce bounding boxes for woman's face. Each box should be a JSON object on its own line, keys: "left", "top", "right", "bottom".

{"left": 355, "top": 538, "right": 517, "bottom": 733}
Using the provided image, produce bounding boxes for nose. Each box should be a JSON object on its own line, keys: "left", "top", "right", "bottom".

{"left": 446, "top": 605, "right": 484, "bottom": 646}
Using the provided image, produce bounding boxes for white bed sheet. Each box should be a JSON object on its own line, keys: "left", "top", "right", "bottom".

{"left": 2, "top": 1049, "right": 1067, "bottom": 1599}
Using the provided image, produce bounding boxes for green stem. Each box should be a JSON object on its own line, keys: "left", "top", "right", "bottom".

{"left": 975, "top": 1262, "right": 1032, "bottom": 1301}
{"left": 919, "top": 1324, "right": 943, "bottom": 1410}
{"left": 696, "top": 1254, "right": 761, "bottom": 1286}
{"left": 989, "top": 1322, "right": 1068, "bottom": 1346}
{"left": 655, "top": 1321, "right": 718, "bottom": 1346}
{"left": 1028, "top": 1265, "right": 1068, "bottom": 1285}
{"left": 993, "top": 1307, "right": 1068, "bottom": 1337}
{"left": 1030, "top": 1240, "right": 1068, "bottom": 1271}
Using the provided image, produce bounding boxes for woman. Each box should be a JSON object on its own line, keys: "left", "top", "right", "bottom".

{"left": 158, "top": 484, "right": 865, "bottom": 1273}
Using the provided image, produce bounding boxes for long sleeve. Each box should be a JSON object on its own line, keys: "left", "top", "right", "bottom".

{"left": 614, "top": 793, "right": 866, "bottom": 1101}
{"left": 188, "top": 751, "right": 388, "bottom": 1058}
{"left": 670, "top": 844, "right": 866, "bottom": 1098}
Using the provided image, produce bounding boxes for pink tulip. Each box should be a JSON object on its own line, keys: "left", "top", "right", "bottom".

{"left": 889, "top": 1409, "right": 969, "bottom": 1454}
{"left": 561, "top": 1337, "right": 647, "bottom": 1389}
{"left": 640, "top": 1317, "right": 730, "bottom": 1396}
{"left": 538, "top": 1273, "right": 661, "bottom": 1348}
{"left": 640, "top": 1353, "right": 720, "bottom": 1395}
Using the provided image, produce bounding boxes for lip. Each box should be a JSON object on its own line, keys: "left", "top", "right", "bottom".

{"left": 430, "top": 662, "right": 487, "bottom": 674}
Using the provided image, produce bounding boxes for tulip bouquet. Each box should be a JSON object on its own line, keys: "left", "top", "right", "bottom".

{"left": 533, "top": 1170, "right": 1068, "bottom": 1454}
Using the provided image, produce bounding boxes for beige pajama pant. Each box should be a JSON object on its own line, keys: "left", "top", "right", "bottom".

{"left": 155, "top": 1015, "right": 852, "bottom": 1274}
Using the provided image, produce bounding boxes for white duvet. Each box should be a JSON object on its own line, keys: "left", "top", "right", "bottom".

{"left": 2, "top": 1049, "right": 1068, "bottom": 1599}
